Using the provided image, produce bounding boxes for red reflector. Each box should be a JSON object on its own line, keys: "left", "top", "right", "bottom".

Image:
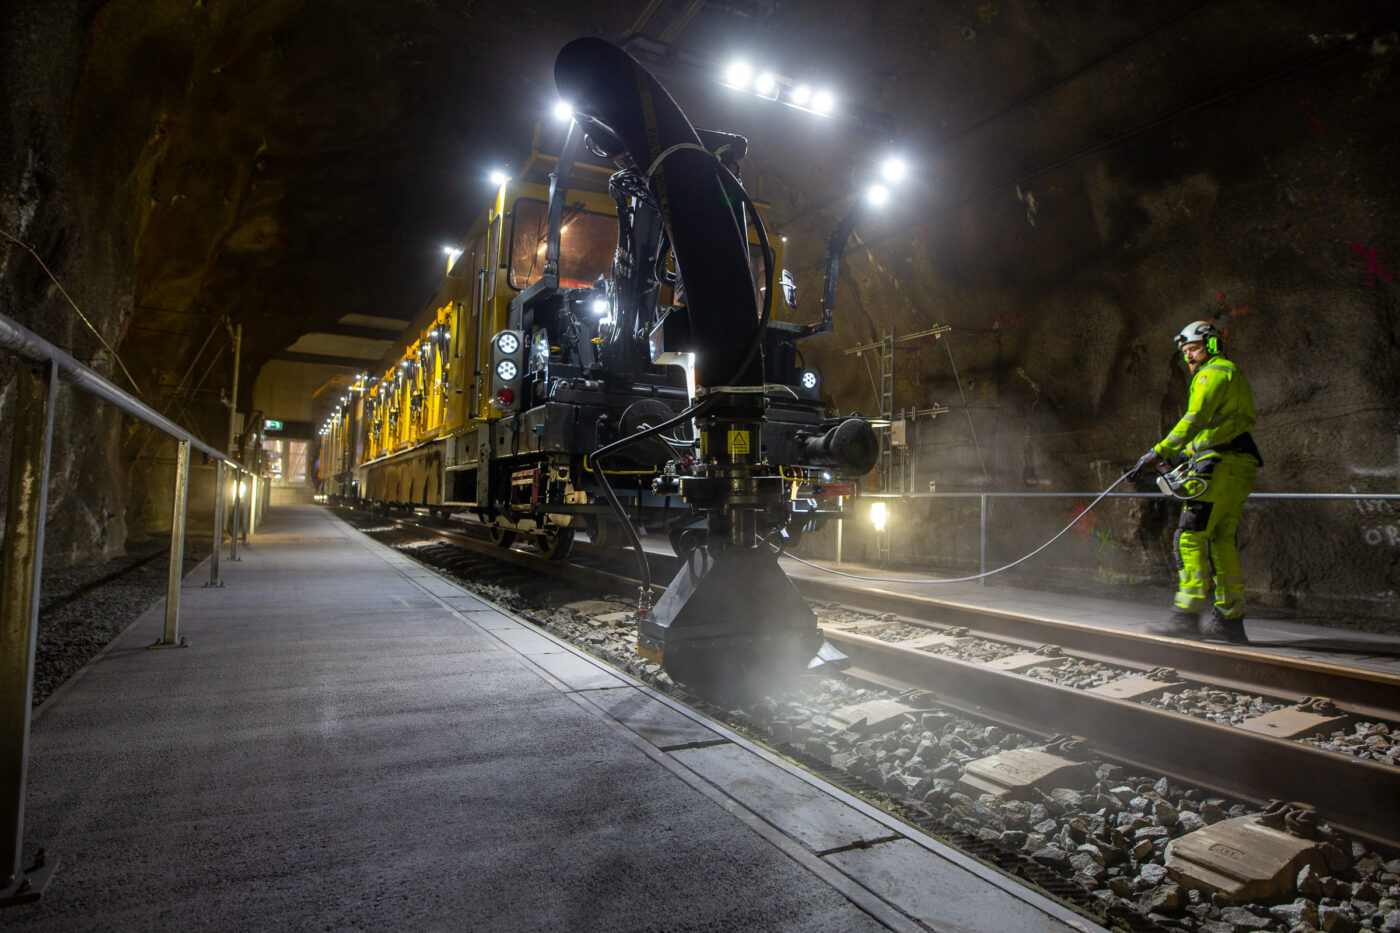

{"left": 498, "top": 388, "right": 514, "bottom": 404}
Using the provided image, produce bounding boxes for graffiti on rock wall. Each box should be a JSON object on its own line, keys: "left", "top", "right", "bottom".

{"left": 1301, "top": 97, "right": 1326, "bottom": 135}
{"left": 1093, "top": 567, "right": 1140, "bottom": 586}
{"left": 1065, "top": 500, "right": 1142, "bottom": 584}
{"left": 1347, "top": 240, "right": 1397, "bottom": 286}
{"left": 1351, "top": 486, "right": 1399, "bottom": 547}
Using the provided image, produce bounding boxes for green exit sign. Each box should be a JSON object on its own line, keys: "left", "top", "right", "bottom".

{"left": 265, "top": 420, "right": 284, "bottom": 431}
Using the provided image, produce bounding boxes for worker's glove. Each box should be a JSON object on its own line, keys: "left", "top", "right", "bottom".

{"left": 1129, "top": 450, "right": 1158, "bottom": 478}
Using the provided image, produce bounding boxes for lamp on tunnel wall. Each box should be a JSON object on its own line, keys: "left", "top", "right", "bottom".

{"left": 870, "top": 501, "right": 887, "bottom": 533}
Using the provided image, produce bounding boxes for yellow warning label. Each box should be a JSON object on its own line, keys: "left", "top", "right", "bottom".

{"left": 699, "top": 432, "right": 707, "bottom": 455}
{"left": 727, "top": 430, "right": 751, "bottom": 455}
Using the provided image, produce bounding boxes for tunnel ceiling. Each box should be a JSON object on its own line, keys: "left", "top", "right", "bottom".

{"left": 2, "top": 2, "right": 1383, "bottom": 411}
{"left": 4, "top": 1, "right": 1398, "bottom": 478}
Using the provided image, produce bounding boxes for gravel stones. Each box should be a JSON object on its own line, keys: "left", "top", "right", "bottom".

{"left": 1270, "top": 899, "right": 1320, "bottom": 927}
{"left": 380, "top": 541, "right": 1400, "bottom": 933}
{"left": 33, "top": 543, "right": 210, "bottom": 707}
{"left": 1219, "top": 905, "right": 1272, "bottom": 929}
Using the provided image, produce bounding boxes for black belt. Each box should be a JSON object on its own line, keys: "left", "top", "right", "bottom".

{"left": 1204, "top": 431, "right": 1263, "bottom": 466}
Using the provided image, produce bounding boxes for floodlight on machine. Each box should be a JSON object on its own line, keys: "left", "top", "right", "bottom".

{"left": 810, "top": 90, "right": 834, "bottom": 115}
{"left": 489, "top": 170, "right": 508, "bottom": 186}
{"left": 553, "top": 100, "right": 573, "bottom": 121}
{"left": 723, "top": 60, "right": 753, "bottom": 89}
{"left": 866, "top": 183, "right": 890, "bottom": 206}
{"left": 496, "top": 331, "right": 520, "bottom": 355}
{"left": 496, "top": 360, "right": 518, "bottom": 381}
{"left": 881, "top": 157, "right": 908, "bottom": 183}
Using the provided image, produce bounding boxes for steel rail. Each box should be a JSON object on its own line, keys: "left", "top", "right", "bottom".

{"left": 825, "top": 627, "right": 1400, "bottom": 851}
{"left": 337, "top": 506, "right": 1400, "bottom": 849}
{"left": 341, "top": 509, "right": 653, "bottom": 598}
{"left": 791, "top": 577, "right": 1400, "bottom": 721}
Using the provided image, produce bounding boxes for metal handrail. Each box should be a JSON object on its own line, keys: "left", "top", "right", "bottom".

{"left": 862, "top": 491, "right": 1400, "bottom": 500}
{"left": 841, "top": 488, "right": 1400, "bottom": 584}
{"left": 1, "top": 309, "right": 252, "bottom": 903}
{"left": 0, "top": 312, "right": 237, "bottom": 468}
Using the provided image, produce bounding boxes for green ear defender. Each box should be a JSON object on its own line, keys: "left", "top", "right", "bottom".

{"left": 1175, "top": 320, "right": 1223, "bottom": 357}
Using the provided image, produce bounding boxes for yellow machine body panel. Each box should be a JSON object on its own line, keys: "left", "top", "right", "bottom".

{"left": 332, "top": 143, "right": 788, "bottom": 508}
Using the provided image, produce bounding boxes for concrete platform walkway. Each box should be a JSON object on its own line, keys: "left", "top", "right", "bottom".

{"left": 8, "top": 505, "right": 1098, "bottom": 932}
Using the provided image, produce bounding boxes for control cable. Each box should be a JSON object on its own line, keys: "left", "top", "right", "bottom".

{"left": 589, "top": 393, "right": 720, "bottom": 606}
{"left": 768, "top": 468, "right": 1138, "bottom": 585}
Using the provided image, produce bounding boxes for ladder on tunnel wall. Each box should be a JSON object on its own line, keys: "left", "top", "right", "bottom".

{"left": 845, "top": 324, "right": 951, "bottom": 565}
{"left": 877, "top": 329, "right": 894, "bottom": 564}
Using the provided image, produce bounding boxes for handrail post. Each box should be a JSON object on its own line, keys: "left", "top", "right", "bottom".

{"left": 248, "top": 474, "right": 258, "bottom": 537}
{"left": 0, "top": 361, "right": 60, "bottom": 904}
{"left": 229, "top": 472, "right": 242, "bottom": 561}
{"left": 979, "top": 493, "right": 988, "bottom": 586}
{"left": 205, "top": 460, "right": 225, "bottom": 587}
{"left": 152, "top": 440, "right": 191, "bottom": 649}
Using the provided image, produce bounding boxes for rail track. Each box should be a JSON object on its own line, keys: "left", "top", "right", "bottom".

{"left": 338, "top": 504, "right": 1400, "bottom": 929}
{"left": 340, "top": 504, "right": 1400, "bottom": 849}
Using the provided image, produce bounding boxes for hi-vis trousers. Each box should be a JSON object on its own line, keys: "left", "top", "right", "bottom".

{"left": 1172, "top": 453, "right": 1258, "bottom": 620}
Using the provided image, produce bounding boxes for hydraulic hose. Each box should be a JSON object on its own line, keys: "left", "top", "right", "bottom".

{"left": 771, "top": 469, "right": 1137, "bottom": 585}
{"left": 589, "top": 395, "right": 720, "bottom": 602}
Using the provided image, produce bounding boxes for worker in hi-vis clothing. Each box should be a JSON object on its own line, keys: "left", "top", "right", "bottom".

{"left": 1132, "top": 320, "right": 1263, "bottom": 643}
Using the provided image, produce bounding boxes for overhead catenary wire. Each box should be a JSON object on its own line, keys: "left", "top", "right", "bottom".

{"left": 0, "top": 227, "right": 143, "bottom": 394}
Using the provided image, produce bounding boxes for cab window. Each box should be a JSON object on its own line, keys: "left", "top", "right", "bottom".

{"left": 508, "top": 198, "right": 614, "bottom": 291}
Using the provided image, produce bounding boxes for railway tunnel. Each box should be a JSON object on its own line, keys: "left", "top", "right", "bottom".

{"left": 3, "top": 1, "right": 1400, "bottom": 928}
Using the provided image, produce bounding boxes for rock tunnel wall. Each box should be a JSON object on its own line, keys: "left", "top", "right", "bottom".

{"left": 773, "top": 13, "right": 1400, "bottom": 624}
{"left": 2, "top": 1, "right": 1396, "bottom": 627}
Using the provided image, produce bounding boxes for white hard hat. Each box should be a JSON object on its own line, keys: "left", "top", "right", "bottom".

{"left": 1174, "top": 320, "right": 1222, "bottom": 353}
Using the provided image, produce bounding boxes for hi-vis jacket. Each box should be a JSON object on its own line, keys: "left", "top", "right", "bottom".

{"left": 1154, "top": 355, "right": 1257, "bottom": 461}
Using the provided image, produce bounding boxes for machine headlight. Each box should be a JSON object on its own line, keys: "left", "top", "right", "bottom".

{"left": 496, "top": 360, "right": 518, "bottom": 381}
{"left": 497, "top": 332, "right": 520, "bottom": 355}
{"left": 800, "top": 370, "right": 819, "bottom": 391}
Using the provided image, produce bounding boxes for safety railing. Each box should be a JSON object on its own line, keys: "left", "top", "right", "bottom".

{"left": 1, "top": 310, "right": 255, "bottom": 903}
{"left": 850, "top": 489, "right": 1400, "bottom": 588}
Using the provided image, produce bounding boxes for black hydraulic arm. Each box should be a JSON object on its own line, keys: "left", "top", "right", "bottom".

{"left": 554, "top": 37, "right": 762, "bottom": 388}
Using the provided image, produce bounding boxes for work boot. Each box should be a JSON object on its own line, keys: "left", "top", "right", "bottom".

{"left": 1146, "top": 608, "right": 1202, "bottom": 639}
{"left": 1201, "top": 607, "right": 1249, "bottom": 644}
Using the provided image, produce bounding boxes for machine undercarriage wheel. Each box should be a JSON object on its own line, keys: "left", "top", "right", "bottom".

{"left": 588, "top": 517, "right": 626, "bottom": 551}
{"left": 488, "top": 523, "right": 516, "bottom": 549}
{"left": 534, "top": 528, "right": 574, "bottom": 560}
